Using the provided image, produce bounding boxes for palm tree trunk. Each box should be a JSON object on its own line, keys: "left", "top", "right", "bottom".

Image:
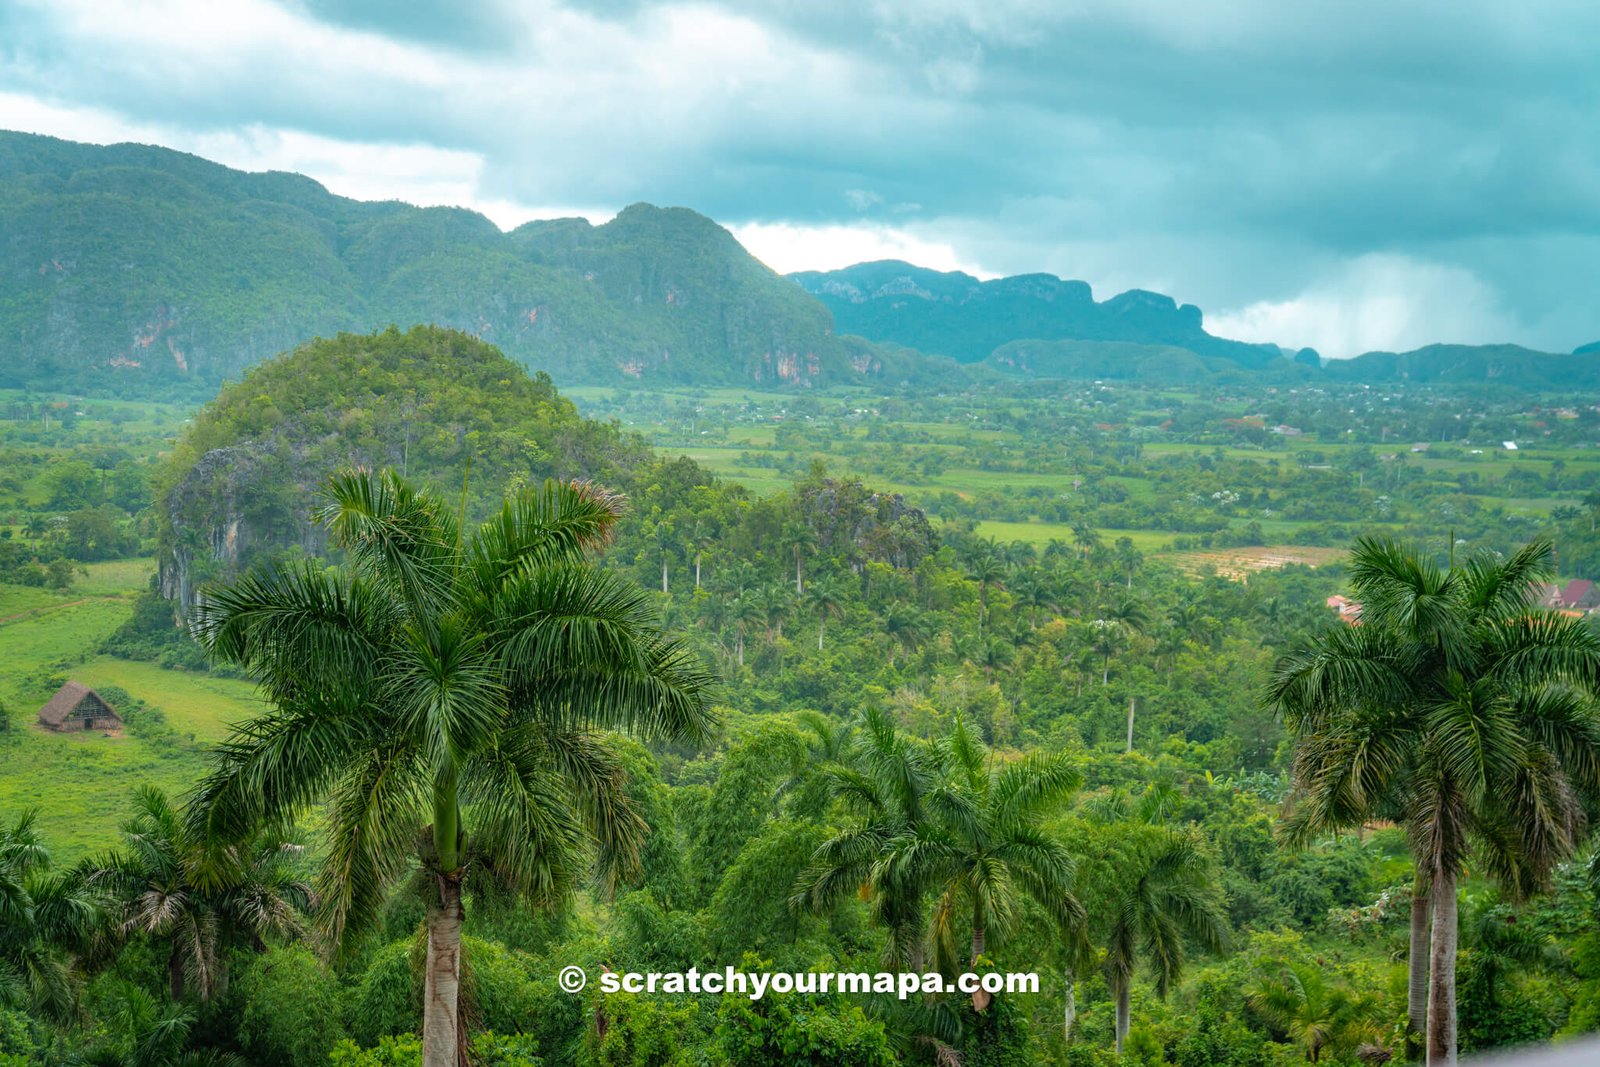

{"left": 1063, "top": 969, "right": 1077, "bottom": 1042}
{"left": 423, "top": 872, "right": 465, "bottom": 1067}
{"left": 1126, "top": 696, "right": 1136, "bottom": 753}
{"left": 818, "top": 616, "right": 825, "bottom": 651}
{"left": 661, "top": 558, "right": 668, "bottom": 594}
{"left": 1114, "top": 975, "right": 1130, "bottom": 1055}
{"left": 1427, "top": 867, "right": 1458, "bottom": 1066}
{"left": 168, "top": 942, "right": 185, "bottom": 1002}
{"left": 971, "top": 921, "right": 984, "bottom": 964}
{"left": 1408, "top": 879, "right": 1430, "bottom": 1057}
{"left": 795, "top": 554, "right": 803, "bottom": 594}
{"left": 694, "top": 552, "right": 701, "bottom": 588}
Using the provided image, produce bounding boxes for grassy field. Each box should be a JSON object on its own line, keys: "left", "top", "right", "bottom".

{"left": 0, "top": 564, "right": 230, "bottom": 861}
{"left": 970, "top": 520, "right": 1178, "bottom": 551}
{"left": 69, "top": 657, "right": 263, "bottom": 742}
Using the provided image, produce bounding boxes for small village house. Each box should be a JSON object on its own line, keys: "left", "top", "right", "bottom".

{"left": 36, "top": 681, "right": 121, "bottom": 732}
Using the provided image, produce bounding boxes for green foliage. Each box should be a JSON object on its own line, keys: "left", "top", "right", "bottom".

{"left": 3, "top": 135, "right": 940, "bottom": 395}
{"left": 345, "top": 940, "right": 419, "bottom": 1048}
{"left": 235, "top": 946, "right": 346, "bottom": 1067}
{"left": 712, "top": 958, "right": 895, "bottom": 1067}
{"left": 590, "top": 991, "right": 699, "bottom": 1067}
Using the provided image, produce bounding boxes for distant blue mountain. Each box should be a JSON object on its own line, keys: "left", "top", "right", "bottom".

{"left": 790, "top": 260, "right": 1283, "bottom": 368}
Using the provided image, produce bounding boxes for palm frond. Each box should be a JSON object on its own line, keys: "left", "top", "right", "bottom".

{"left": 314, "top": 741, "right": 426, "bottom": 957}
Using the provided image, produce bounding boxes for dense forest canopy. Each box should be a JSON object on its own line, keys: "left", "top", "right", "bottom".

{"left": 4, "top": 324, "right": 1600, "bottom": 1067}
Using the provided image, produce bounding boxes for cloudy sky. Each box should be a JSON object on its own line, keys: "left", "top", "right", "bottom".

{"left": 3, "top": 0, "right": 1597, "bottom": 357}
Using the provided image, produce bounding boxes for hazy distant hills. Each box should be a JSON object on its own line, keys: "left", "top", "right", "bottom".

{"left": 0, "top": 131, "right": 943, "bottom": 393}
{"left": 4, "top": 130, "right": 1597, "bottom": 395}
{"left": 790, "top": 260, "right": 1284, "bottom": 369}
{"left": 791, "top": 260, "right": 1600, "bottom": 386}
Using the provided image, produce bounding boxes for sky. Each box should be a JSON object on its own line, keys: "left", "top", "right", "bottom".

{"left": 2, "top": 0, "right": 1597, "bottom": 358}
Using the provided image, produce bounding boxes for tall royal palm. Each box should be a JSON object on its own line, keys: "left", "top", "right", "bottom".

{"left": 1267, "top": 537, "right": 1600, "bottom": 1066}
{"left": 186, "top": 469, "right": 714, "bottom": 1067}
{"left": 903, "top": 719, "right": 1085, "bottom": 986}
{"left": 793, "top": 707, "right": 939, "bottom": 971}
{"left": 1099, "top": 827, "right": 1228, "bottom": 1055}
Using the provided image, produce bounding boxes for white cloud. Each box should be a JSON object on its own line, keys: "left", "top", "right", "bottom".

{"left": 1208, "top": 254, "right": 1521, "bottom": 358}
{"left": 0, "top": 92, "right": 610, "bottom": 230}
{"left": 729, "top": 221, "right": 990, "bottom": 275}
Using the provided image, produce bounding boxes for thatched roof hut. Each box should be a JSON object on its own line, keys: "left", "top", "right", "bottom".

{"left": 37, "top": 681, "right": 121, "bottom": 732}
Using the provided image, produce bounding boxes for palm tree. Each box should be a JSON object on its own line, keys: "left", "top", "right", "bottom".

{"left": 687, "top": 518, "right": 711, "bottom": 589}
{"left": 725, "top": 594, "right": 761, "bottom": 668}
{"left": 883, "top": 602, "right": 930, "bottom": 666}
{"left": 1009, "top": 571, "right": 1055, "bottom": 628}
{"left": 799, "top": 715, "right": 1086, "bottom": 996}
{"left": 0, "top": 810, "right": 100, "bottom": 1021}
{"left": 1103, "top": 596, "right": 1150, "bottom": 636}
{"left": 1115, "top": 537, "right": 1142, "bottom": 590}
{"left": 1072, "top": 522, "right": 1101, "bottom": 559}
{"left": 1101, "top": 829, "right": 1229, "bottom": 1054}
{"left": 967, "top": 553, "right": 1006, "bottom": 639}
{"left": 793, "top": 708, "right": 939, "bottom": 971}
{"left": 648, "top": 520, "right": 675, "bottom": 594}
{"left": 782, "top": 521, "right": 817, "bottom": 594}
{"left": 904, "top": 720, "right": 1085, "bottom": 985}
{"left": 806, "top": 575, "right": 846, "bottom": 652}
{"left": 1089, "top": 620, "right": 1127, "bottom": 686}
{"left": 89, "top": 786, "right": 311, "bottom": 1002}
{"left": 1266, "top": 537, "right": 1600, "bottom": 1066}
{"left": 1247, "top": 960, "right": 1383, "bottom": 1063}
{"left": 185, "top": 469, "right": 714, "bottom": 1067}
{"left": 755, "top": 583, "right": 791, "bottom": 645}
{"left": 87, "top": 981, "right": 247, "bottom": 1067}
{"left": 718, "top": 558, "right": 758, "bottom": 599}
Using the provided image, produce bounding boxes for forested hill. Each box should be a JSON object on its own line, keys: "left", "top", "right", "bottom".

{"left": 791, "top": 260, "right": 1285, "bottom": 368}
{"left": 153, "top": 325, "right": 655, "bottom": 612}
{"left": 794, "top": 260, "right": 1600, "bottom": 385}
{"left": 0, "top": 131, "right": 946, "bottom": 394}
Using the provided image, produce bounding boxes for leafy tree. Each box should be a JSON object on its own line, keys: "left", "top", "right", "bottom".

{"left": 713, "top": 955, "right": 895, "bottom": 1067}
{"left": 185, "top": 469, "right": 714, "bottom": 1067}
{"left": 234, "top": 945, "right": 347, "bottom": 1067}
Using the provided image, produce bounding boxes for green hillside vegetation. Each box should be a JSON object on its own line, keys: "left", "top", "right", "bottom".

{"left": 0, "top": 132, "right": 952, "bottom": 396}
{"left": 13, "top": 131, "right": 1600, "bottom": 407}
{"left": 792, "top": 260, "right": 1281, "bottom": 367}
{"left": 152, "top": 325, "right": 655, "bottom": 611}
{"left": 4, "top": 327, "right": 1600, "bottom": 1065}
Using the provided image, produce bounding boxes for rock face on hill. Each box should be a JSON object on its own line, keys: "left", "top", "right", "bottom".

{"left": 791, "top": 260, "right": 1282, "bottom": 368}
{"left": 0, "top": 132, "right": 947, "bottom": 393}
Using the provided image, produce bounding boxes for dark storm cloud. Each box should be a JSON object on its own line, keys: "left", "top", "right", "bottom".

{"left": 2, "top": 0, "right": 1597, "bottom": 354}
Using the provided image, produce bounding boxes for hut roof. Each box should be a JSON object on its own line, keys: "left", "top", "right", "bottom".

{"left": 37, "top": 681, "right": 119, "bottom": 726}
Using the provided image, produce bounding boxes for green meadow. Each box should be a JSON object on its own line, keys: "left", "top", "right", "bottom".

{"left": 0, "top": 561, "right": 247, "bottom": 860}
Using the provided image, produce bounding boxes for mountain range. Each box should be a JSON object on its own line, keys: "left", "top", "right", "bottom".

{"left": 3, "top": 129, "right": 1596, "bottom": 394}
